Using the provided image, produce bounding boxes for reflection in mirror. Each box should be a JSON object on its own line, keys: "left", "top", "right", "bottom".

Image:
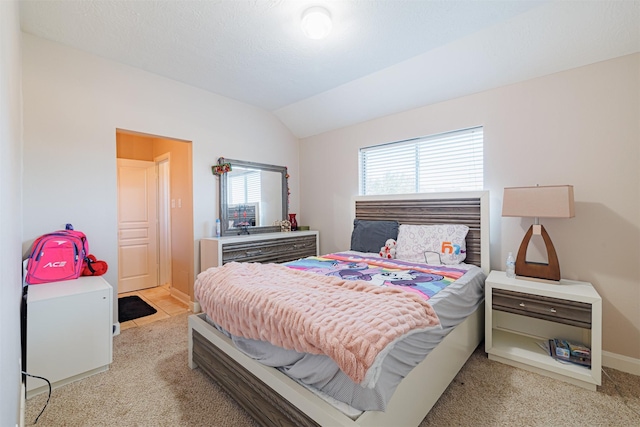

{"left": 219, "top": 159, "right": 288, "bottom": 236}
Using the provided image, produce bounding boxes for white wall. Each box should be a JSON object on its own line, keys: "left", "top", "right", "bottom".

{"left": 21, "top": 34, "right": 300, "bottom": 324}
{"left": 0, "top": 2, "right": 24, "bottom": 425}
{"left": 300, "top": 54, "right": 640, "bottom": 361}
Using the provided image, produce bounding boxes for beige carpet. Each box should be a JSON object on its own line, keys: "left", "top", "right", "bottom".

{"left": 26, "top": 313, "right": 640, "bottom": 426}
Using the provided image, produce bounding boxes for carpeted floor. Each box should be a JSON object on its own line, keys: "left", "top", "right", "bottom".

{"left": 25, "top": 313, "right": 640, "bottom": 426}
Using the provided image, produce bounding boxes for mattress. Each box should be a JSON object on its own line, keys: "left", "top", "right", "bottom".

{"left": 201, "top": 252, "right": 485, "bottom": 412}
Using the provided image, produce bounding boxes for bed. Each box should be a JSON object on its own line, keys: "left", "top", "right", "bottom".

{"left": 189, "top": 191, "right": 490, "bottom": 427}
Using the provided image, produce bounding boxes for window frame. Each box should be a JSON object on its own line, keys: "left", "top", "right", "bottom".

{"left": 359, "top": 126, "right": 484, "bottom": 196}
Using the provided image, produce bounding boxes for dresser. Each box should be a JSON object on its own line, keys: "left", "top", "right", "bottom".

{"left": 485, "top": 270, "right": 601, "bottom": 390}
{"left": 200, "top": 230, "right": 319, "bottom": 271}
{"left": 26, "top": 276, "right": 113, "bottom": 397}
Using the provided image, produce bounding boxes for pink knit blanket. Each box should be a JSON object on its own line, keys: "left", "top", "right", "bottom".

{"left": 194, "top": 261, "right": 440, "bottom": 387}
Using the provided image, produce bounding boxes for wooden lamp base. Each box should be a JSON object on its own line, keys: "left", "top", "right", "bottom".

{"left": 515, "top": 224, "right": 561, "bottom": 282}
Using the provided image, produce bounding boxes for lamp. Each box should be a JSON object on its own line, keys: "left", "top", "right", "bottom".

{"left": 301, "top": 6, "right": 332, "bottom": 39}
{"left": 502, "top": 185, "right": 575, "bottom": 282}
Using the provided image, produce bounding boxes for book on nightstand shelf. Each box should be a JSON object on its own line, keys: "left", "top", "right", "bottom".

{"left": 548, "top": 338, "right": 591, "bottom": 368}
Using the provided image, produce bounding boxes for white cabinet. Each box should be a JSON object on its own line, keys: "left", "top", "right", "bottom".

{"left": 26, "top": 276, "right": 113, "bottom": 397}
{"left": 485, "top": 270, "right": 601, "bottom": 390}
{"left": 200, "top": 231, "right": 319, "bottom": 272}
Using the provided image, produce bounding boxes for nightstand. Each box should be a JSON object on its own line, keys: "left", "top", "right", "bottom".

{"left": 485, "top": 270, "right": 601, "bottom": 390}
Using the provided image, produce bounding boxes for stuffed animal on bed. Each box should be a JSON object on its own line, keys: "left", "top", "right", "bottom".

{"left": 379, "top": 239, "right": 397, "bottom": 259}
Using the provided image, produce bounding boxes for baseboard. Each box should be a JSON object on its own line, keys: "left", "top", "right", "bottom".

{"left": 169, "top": 286, "right": 189, "bottom": 305}
{"left": 169, "top": 286, "right": 200, "bottom": 313}
{"left": 26, "top": 365, "right": 109, "bottom": 399}
{"left": 603, "top": 350, "right": 640, "bottom": 375}
{"left": 113, "top": 322, "right": 121, "bottom": 336}
{"left": 191, "top": 301, "right": 201, "bottom": 313}
{"left": 19, "top": 381, "right": 25, "bottom": 427}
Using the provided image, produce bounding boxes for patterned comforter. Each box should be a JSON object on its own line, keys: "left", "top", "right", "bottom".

{"left": 285, "top": 252, "right": 467, "bottom": 301}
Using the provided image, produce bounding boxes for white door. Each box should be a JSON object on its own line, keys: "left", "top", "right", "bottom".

{"left": 117, "top": 159, "right": 158, "bottom": 293}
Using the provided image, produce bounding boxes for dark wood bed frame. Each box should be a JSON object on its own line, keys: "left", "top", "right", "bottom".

{"left": 189, "top": 192, "right": 490, "bottom": 427}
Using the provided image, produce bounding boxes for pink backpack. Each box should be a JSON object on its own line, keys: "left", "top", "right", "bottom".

{"left": 25, "top": 226, "right": 89, "bottom": 285}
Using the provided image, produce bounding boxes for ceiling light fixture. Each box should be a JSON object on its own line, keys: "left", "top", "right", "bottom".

{"left": 301, "top": 6, "right": 332, "bottom": 40}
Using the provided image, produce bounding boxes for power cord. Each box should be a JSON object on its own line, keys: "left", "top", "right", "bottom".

{"left": 602, "top": 367, "right": 640, "bottom": 418}
{"left": 22, "top": 371, "right": 51, "bottom": 424}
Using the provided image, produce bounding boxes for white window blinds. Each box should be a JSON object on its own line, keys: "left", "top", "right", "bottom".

{"left": 360, "top": 126, "right": 483, "bottom": 195}
{"left": 229, "top": 170, "right": 261, "bottom": 205}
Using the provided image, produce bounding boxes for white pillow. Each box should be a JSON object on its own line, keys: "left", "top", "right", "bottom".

{"left": 395, "top": 224, "right": 469, "bottom": 265}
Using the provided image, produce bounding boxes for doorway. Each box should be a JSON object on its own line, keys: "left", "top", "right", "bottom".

{"left": 115, "top": 130, "right": 194, "bottom": 308}
{"left": 156, "top": 153, "right": 172, "bottom": 287}
{"left": 117, "top": 158, "right": 159, "bottom": 293}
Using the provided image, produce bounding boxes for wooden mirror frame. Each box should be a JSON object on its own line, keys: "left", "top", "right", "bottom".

{"left": 219, "top": 159, "right": 288, "bottom": 236}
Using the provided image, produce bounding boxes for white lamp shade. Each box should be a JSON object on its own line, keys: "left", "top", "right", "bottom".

{"left": 301, "top": 7, "right": 332, "bottom": 39}
{"left": 502, "top": 185, "right": 575, "bottom": 218}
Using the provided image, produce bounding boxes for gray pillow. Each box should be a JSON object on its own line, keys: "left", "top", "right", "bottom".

{"left": 350, "top": 219, "right": 399, "bottom": 253}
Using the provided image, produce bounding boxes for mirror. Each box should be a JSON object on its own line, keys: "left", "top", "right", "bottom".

{"left": 219, "top": 158, "right": 288, "bottom": 236}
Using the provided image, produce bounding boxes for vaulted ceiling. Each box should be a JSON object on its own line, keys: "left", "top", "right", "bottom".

{"left": 20, "top": 1, "right": 640, "bottom": 138}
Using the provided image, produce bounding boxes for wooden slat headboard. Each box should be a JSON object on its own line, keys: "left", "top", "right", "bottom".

{"left": 354, "top": 192, "right": 490, "bottom": 274}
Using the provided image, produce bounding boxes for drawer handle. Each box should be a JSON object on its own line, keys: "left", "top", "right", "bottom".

{"left": 518, "top": 303, "right": 556, "bottom": 313}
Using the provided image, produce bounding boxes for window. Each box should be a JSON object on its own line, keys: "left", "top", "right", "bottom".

{"left": 359, "top": 126, "right": 483, "bottom": 195}
{"left": 229, "top": 169, "right": 261, "bottom": 205}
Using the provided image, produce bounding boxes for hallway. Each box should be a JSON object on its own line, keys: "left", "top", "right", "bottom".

{"left": 119, "top": 284, "right": 189, "bottom": 331}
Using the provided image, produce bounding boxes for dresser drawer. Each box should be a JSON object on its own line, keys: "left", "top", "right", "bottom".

{"left": 492, "top": 289, "right": 591, "bottom": 329}
{"left": 222, "top": 235, "right": 317, "bottom": 264}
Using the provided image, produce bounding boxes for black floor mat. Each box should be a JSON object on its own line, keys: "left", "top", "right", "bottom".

{"left": 118, "top": 295, "right": 157, "bottom": 323}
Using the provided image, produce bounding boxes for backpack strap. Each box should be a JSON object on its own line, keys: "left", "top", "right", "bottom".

{"left": 86, "top": 259, "right": 96, "bottom": 274}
